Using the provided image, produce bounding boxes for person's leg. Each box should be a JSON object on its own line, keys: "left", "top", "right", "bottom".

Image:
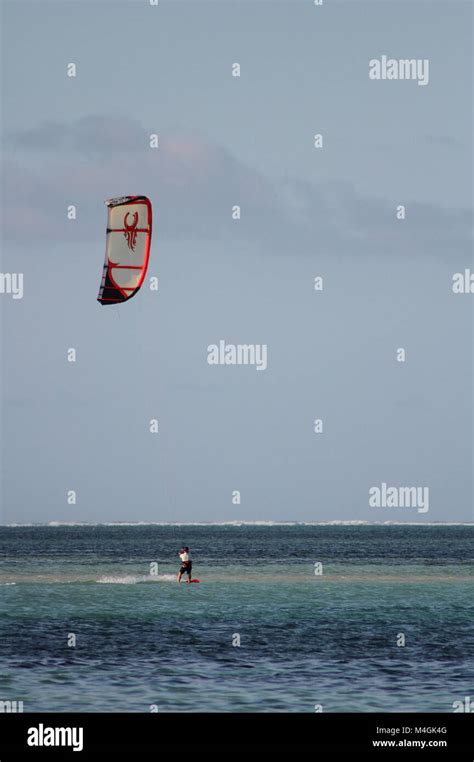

{"left": 177, "top": 571, "right": 182, "bottom": 583}
{"left": 188, "top": 563, "right": 193, "bottom": 583}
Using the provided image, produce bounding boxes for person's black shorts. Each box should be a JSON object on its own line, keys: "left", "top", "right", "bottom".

{"left": 179, "top": 562, "right": 192, "bottom": 576}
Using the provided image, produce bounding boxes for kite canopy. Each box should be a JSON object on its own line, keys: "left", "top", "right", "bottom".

{"left": 97, "top": 195, "right": 152, "bottom": 305}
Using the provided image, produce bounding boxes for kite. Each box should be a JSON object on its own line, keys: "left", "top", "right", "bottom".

{"left": 97, "top": 195, "right": 152, "bottom": 305}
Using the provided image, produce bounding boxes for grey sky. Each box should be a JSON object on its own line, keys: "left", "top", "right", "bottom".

{"left": 1, "top": 0, "right": 472, "bottom": 523}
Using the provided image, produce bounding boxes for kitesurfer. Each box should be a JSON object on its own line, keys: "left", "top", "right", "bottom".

{"left": 177, "top": 546, "right": 193, "bottom": 583}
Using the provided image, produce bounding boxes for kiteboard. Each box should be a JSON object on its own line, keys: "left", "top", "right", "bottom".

{"left": 189, "top": 579, "right": 200, "bottom": 584}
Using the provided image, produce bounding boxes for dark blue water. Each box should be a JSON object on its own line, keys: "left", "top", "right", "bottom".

{"left": 0, "top": 524, "right": 472, "bottom": 711}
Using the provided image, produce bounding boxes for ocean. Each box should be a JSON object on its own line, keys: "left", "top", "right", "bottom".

{"left": 0, "top": 524, "right": 472, "bottom": 712}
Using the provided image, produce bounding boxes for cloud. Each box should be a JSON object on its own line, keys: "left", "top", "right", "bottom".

{"left": 6, "top": 115, "right": 147, "bottom": 157}
{"left": 2, "top": 115, "right": 472, "bottom": 255}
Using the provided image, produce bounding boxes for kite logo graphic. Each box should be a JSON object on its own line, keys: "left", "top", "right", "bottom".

{"left": 123, "top": 212, "right": 139, "bottom": 251}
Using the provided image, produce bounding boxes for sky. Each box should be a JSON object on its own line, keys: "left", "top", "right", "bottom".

{"left": 0, "top": 0, "right": 472, "bottom": 523}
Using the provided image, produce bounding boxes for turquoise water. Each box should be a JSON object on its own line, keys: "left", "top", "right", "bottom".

{"left": 0, "top": 525, "right": 472, "bottom": 712}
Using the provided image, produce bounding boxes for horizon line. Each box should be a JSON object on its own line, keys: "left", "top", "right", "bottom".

{"left": 1, "top": 520, "right": 473, "bottom": 528}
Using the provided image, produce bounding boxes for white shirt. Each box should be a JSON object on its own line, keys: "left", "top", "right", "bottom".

{"left": 179, "top": 552, "right": 190, "bottom": 562}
